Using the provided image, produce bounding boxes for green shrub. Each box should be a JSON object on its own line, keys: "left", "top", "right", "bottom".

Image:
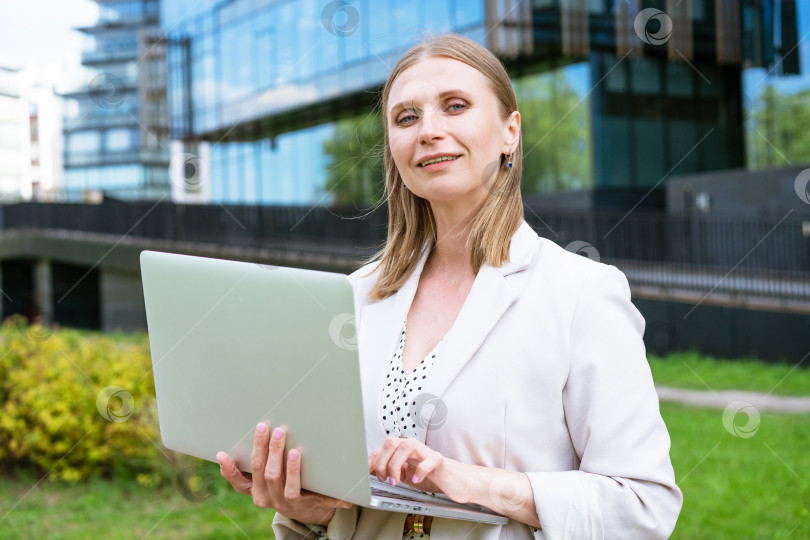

{"left": 0, "top": 316, "right": 162, "bottom": 482}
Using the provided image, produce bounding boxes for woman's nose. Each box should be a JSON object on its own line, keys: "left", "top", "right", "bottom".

{"left": 418, "top": 110, "right": 445, "bottom": 144}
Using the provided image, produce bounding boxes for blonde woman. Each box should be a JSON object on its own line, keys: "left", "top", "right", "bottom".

{"left": 218, "top": 33, "right": 682, "bottom": 539}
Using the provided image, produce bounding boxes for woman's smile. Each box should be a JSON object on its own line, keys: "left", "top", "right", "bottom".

{"left": 417, "top": 154, "right": 461, "bottom": 170}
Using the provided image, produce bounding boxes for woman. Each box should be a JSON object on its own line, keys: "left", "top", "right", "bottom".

{"left": 217, "top": 33, "right": 682, "bottom": 539}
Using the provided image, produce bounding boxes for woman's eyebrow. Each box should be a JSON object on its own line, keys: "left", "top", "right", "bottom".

{"left": 388, "top": 89, "right": 474, "bottom": 118}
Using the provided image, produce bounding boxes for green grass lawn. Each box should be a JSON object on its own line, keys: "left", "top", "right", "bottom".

{"left": 1, "top": 403, "right": 808, "bottom": 539}
{"left": 648, "top": 352, "right": 810, "bottom": 396}
{"left": 0, "top": 464, "right": 278, "bottom": 540}
{"left": 1, "top": 339, "right": 807, "bottom": 538}
{"left": 663, "top": 403, "right": 810, "bottom": 539}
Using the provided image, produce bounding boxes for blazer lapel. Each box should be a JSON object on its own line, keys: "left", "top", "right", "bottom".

{"left": 416, "top": 221, "right": 538, "bottom": 443}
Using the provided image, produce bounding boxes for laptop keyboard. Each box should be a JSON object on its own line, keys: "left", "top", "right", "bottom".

{"left": 368, "top": 477, "right": 447, "bottom": 502}
{"left": 371, "top": 487, "right": 439, "bottom": 502}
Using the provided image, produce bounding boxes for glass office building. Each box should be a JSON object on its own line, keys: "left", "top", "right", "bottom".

{"left": 62, "top": 0, "right": 170, "bottom": 201}
{"left": 0, "top": 66, "right": 30, "bottom": 200}
{"left": 164, "top": 0, "right": 801, "bottom": 208}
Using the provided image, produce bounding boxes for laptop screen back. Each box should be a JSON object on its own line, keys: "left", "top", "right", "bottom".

{"left": 140, "top": 250, "right": 371, "bottom": 505}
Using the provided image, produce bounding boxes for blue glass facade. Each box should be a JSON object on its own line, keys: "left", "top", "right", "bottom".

{"left": 208, "top": 125, "right": 332, "bottom": 204}
{"left": 166, "top": 0, "right": 492, "bottom": 205}
{"left": 167, "top": 0, "right": 485, "bottom": 138}
{"left": 164, "top": 0, "right": 802, "bottom": 207}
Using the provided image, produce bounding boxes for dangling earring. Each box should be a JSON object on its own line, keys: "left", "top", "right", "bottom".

{"left": 506, "top": 153, "right": 513, "bottom": 168}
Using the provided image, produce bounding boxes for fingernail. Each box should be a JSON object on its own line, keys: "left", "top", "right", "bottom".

{"left": 377, "top": 475, "right": 385, "bottom": 482}
{"left": 273, "top": 428, "right": 283, "bottom": 440}
{"left": 289, "top": 450, "right": 299, "bottom": 461}
{"left": 216, "top": 451, "right": 225, "bottom": 462}
{"left": 389, "top": 477, "right": 397, "bottom": 486}
{"left": 256, "top": 422, "right": 266, "bottom": 434}
{"left": 412, "top": 475, "right": 419, "bottom": 483}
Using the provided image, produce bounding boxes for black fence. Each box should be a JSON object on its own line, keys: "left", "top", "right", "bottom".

{"left": 523, "top": 210, "right": 809, "bottom": 273}
{"left": 1, "top": 201, "right": 808, "bottom": 303}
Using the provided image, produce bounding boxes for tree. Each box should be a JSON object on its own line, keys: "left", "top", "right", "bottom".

{"left": 515, "top": 68, "right": 592, "bottom": 194}
{"left": 748, "top": 84, "right": 810, "bottom": 168}
{"left": 322, "top": 112, "right": 385, "bottom": 206}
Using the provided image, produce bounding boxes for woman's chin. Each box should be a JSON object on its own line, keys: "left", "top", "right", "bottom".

{"left": 419, "top": 186, "right": 489, "bottom": 207}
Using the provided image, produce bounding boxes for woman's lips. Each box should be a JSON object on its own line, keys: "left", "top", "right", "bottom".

{"left": 418, "top": 156, "right": 460, "bottom": 171}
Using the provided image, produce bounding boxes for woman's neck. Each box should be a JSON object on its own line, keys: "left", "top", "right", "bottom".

{"left": 426, "top": 208, "right": 476, "bottom": 277}
{"left": 425, "top": 187, "right": 489, "bottom": 272}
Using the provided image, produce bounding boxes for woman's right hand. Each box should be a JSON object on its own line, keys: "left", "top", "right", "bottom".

{"left": 217, "top": 422, "right": 353, "bottom": 526}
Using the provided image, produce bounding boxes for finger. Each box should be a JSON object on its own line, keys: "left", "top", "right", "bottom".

{"left": 251, "top": 422, "right": 271, "bottom": 501}
{"left": 368, "top": 449, "right": 384, "bottom": 480}
{"left": 386, "top": 440, "right": 420, "bottom": 485}
{"left": 217, "top": 451, "right": 253, "bottom": 494}
{"left": 412, "top": 452, "right": 443, "bottom": 484}
{"left": 283, "top": 448, "right": 303, "bottom": 501}
{"left": 265, "top": 427, "right": 287, "bottom": 497}
{"left": 371, "top": 437, "right": 402, "bottom": 482}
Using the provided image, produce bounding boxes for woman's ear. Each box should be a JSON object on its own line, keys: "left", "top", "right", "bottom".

{"left": 502, "top": 110, "right": 521, "bottom": 153}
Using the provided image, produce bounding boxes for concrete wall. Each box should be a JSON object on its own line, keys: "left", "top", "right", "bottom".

{"left": 638, "top": 297, "right": 810, "bottom": 364}
{"left": 666, "top": 164, "right": 810, "bottom": 216}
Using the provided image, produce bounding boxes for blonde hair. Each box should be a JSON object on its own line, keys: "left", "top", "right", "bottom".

{"left": 365, "top": 33, "right": 524, "bottom": 301}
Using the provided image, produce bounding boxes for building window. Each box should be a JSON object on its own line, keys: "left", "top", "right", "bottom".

{"left": 67, "top": 132, "right": 101, "bottom": 154}
{"left": 106, "top": 128, "right": 133, "bottom": 151}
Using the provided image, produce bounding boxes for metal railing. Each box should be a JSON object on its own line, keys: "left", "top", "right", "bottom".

{"left": 1, "top": 201, "right": 808, "bottom": 304}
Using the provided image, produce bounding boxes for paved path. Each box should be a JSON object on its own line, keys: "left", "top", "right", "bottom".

{"left": 656, "top": 385, "right": 810, "bottom": 413}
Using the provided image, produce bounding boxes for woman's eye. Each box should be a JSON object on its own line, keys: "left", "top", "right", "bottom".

{"left": 447, "top": 102, "right": 467, "bottom": 112}
{"left": 396, "top": 113, "right": 417, "bottom": 125}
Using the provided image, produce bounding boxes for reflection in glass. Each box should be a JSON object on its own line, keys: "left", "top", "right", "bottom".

{"left": 514, "top": 65, "right": 593, "bottom": 194}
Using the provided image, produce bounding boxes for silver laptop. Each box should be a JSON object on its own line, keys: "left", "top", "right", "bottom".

{"left": 140, "top": 250, "right": 508, "bottom": 524}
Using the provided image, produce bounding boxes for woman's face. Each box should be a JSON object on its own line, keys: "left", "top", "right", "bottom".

{"left": 386, "top": 56, "right": 519, "bottom": 208}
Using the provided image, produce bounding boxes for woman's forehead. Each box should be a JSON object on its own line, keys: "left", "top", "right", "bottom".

{"left": 388, "top": 56, "right": 488, "bottom": 105}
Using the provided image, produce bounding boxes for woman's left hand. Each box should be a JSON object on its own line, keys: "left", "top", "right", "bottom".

{"left": 368, "top": 437, "right": 475, "bottom": 504}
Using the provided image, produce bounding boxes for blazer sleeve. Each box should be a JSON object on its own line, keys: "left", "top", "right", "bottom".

{"left": 524, "top": 265, "right": 683, "bottom": 539}
{"left": 271, "top": 506, "right": 359, "bottom": 540}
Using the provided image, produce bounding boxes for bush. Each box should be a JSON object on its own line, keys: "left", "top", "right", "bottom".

{"left": 0, "top": 316, "right": 164, "bottom": 482}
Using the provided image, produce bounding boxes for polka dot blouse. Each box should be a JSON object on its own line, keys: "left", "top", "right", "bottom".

{"left": 381, "top": 318, "right": 440, "bottom": 439}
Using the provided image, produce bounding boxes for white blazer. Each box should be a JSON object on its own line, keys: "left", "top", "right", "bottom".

{"left": 273, "top": 220, "right": 682, "bottom": 540}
